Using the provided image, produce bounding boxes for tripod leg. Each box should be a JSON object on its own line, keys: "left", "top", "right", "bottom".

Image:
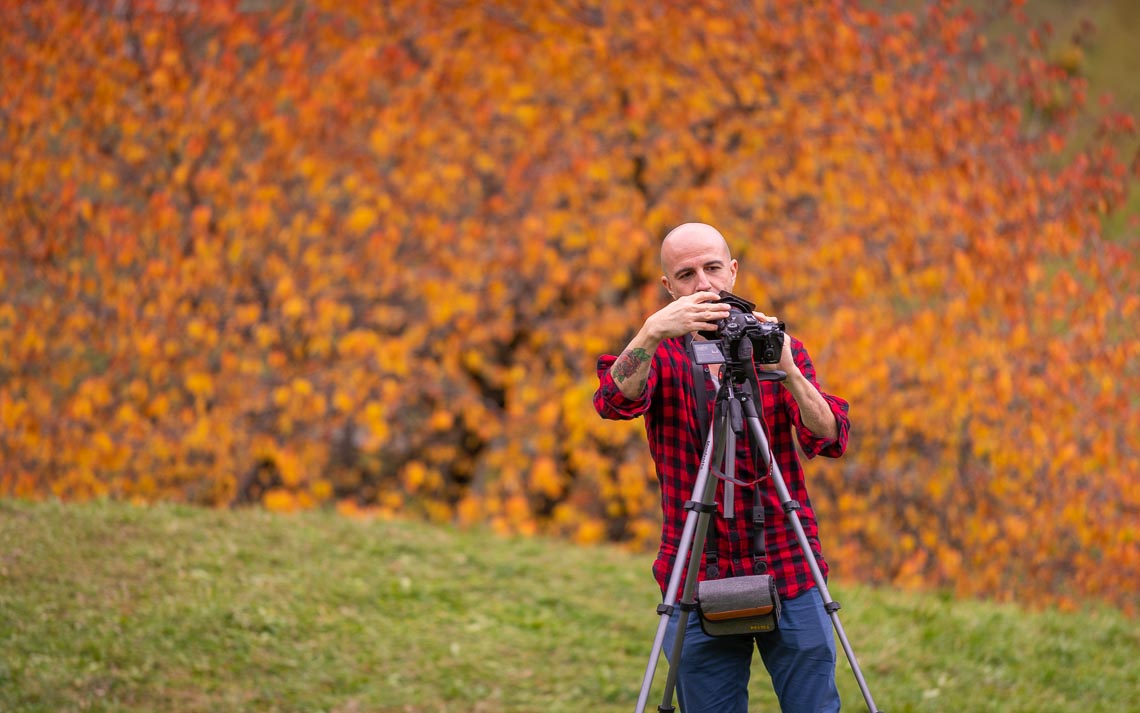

{"left": 657, "top": 472, "right": 718, "bottom": 710}
{"left": 742, "top": 402, "right": 883, "bottom": 713}
{"left": 633, "top": 392, "right": 738, "bottom": 707}
{"left": 657, "top": 409, "right": 735, "bottom": 711}
{"left": 634, "top": 415, "right": 721, "bottom": 712}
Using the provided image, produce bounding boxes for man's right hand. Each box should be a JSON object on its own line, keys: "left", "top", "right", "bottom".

{"left": 610, "top": 292, "right": 732, "bottom": 400}
{"left": 645, "top": 290, "right": 731, "bottom": 341}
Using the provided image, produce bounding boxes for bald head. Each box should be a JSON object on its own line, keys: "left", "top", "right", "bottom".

{"left": 660, "top": 222, "right": 737, "bottom": 299}
{"left": 660, "top": 223, "right": 731, "bottom": 268}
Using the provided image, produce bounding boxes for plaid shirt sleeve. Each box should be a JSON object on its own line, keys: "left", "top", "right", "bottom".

{"left": 784, "top": 336, "right": 850, "bottom": 459}
{"left": 593, "top": 353, "right": 656, "bottom": 420}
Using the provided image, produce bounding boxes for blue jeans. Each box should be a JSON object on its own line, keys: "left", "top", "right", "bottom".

{"left": 663, "top": 586, "right": 840, "bottom": 713}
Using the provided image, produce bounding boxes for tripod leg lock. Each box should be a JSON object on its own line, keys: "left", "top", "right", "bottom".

{"left": 684, "top": 500, "right": 717, "bottom": 514}
{"left": 825, "top": 601, "right": 841, "bottom": 614}
{"left": 781, "top": 499, "right": 801, "bottom": 513}
{"left": 656, "top": 603, "right": 674, "bottom": 616}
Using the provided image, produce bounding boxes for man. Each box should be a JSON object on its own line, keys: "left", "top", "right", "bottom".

{"left": 593, "top": 223, "right": 850, "bottom": 712}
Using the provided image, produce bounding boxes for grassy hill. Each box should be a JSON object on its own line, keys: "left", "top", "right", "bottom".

{"left": 1, "top": 499, "right": 1137, "bottom": 712}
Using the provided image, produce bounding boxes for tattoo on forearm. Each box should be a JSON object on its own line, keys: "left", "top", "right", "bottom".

{"left": 613, "top": 347, "right": 651, "bottom": 383}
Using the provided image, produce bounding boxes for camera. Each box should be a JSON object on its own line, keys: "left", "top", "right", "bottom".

{"left": 693, "top": 291, "right": 785, "bottom": 367}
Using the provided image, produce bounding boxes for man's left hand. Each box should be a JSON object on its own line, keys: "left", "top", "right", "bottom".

{"left": 753, "top": 311, "right": 797, "bottom": 376}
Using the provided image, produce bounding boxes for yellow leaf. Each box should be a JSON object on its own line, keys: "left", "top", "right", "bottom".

{"left": 282, "top": 296, "right": 306, "bottom": 319}
{"left": 186, "top": 372, "right": 214, "bottom": 397}
{"left": 346, "top": 205, "right": 378, "bottom": 234}
{"left": 531, "top": 456, "right": 562, "bottom": 498}
{"left": 264, "top": 489, "right": 297, "bottom": 512}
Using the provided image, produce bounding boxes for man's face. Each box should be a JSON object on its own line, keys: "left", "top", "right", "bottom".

{"left": 660, "top": 230, "right": 738, "bottom": 300}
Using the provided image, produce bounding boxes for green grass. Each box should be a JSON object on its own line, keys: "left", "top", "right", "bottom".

{"left": 1, "top": 499, "right": 1138, "bottom": 712}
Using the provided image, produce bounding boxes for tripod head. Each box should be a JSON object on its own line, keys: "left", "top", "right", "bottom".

{"left": 690, "top": 334, "right": 786, "bottom": 385}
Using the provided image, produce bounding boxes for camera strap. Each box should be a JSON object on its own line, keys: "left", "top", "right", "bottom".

{"left": 685, "top": 335, "right": 720, "bottom": 578}
{"left": 684, "top": 334, "right": 714, "bottom": 454}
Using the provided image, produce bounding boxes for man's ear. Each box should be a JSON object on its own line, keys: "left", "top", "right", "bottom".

{"left": 661, "top": 274, "right": 676, "bottom": 300}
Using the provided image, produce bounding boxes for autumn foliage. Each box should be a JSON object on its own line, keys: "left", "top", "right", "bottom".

{"left": 2, "top": 0, "right": 1138, "bottom": 612}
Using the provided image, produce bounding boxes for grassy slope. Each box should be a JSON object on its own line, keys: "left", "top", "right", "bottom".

{"left": 1, "top": 499, "right": 1137, "bottom": 713}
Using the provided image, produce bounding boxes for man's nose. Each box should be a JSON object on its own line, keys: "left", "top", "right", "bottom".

{"left": 695, "top": 271, "right": 712, "bottom": 291}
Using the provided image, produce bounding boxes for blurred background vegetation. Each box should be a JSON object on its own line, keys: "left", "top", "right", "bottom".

{"left": 2, "top": 0, "right": 1137, "bottom": 616}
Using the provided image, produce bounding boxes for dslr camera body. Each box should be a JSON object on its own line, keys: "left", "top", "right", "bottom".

{"left": 692, "top": 291, "right": 785, "bottom": 369}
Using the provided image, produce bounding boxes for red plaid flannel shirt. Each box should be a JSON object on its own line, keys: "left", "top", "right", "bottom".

{"left": 594, "top": 335, "right": 850, "bottom": 600}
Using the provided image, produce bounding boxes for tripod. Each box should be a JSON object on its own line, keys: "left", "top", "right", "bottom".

{"left": 633, "top": 347, "right": 882, "bottom": 713}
